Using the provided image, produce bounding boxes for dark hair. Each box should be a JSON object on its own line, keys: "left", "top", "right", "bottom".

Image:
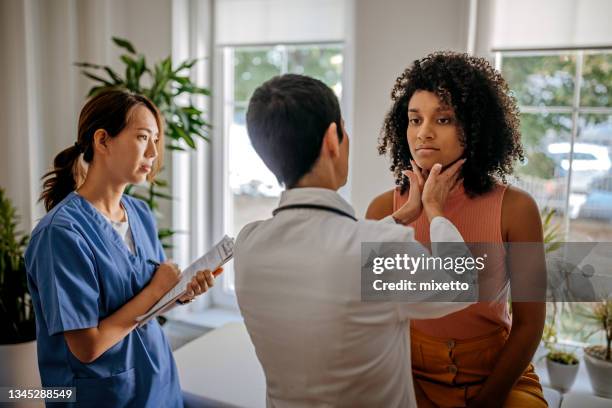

{"left": 379, "top": 51, "right": 523, "bottom": 197}
{"left": 40, "top": 89, "right": 164, "bottom": 211}
{"left": 246, "top": 74, "right": 343, "bottom": 188}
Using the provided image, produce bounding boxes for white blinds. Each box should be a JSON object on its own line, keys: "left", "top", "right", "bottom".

{"left": 492, "top": 0, "right": 612, "bottom": 50}
{"left": 214, "top": 0, "right": 348, "bottom": 45}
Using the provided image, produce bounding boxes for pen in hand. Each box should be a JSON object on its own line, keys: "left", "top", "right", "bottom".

{"left": 148, "top": 259, "right": 223, "bottom": 277}
{"left": 147, "top": 259, "right": 160, "bottom": 268}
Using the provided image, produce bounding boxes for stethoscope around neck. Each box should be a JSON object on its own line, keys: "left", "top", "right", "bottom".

{"left": 272, "top": 203, "right": 357, "bottom": 222}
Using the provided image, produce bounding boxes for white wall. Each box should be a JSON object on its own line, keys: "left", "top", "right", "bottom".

{"left": 348, "top": 0, "right": 471, "bottom": 216}
{"left": 0, "top": 0, "right": 36, "bottom": 229}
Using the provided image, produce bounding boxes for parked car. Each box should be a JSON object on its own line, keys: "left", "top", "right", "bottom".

{"left": 578, "top": 173, "right": 612, "bottom": 221}
{"left": 547, "top": 143, "right": 611, "bottom": 193}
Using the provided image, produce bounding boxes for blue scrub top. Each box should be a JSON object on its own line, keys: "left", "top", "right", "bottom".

{"left": 25, "top": 192, "right": 183, "bottom": 408}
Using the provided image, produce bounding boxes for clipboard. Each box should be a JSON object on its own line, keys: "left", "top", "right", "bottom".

{"left": 136, "top": 235, "right": 234, "bottom": 327}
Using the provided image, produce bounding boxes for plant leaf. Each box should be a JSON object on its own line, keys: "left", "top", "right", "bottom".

{"left": 182, "top": 106, "right": 203, "bottom": 116}
{"left": 152, "top": 191, "right": 173, "bottom": 200}
{"left": 82, "top": 71, "right": 113, "bottom": 86}
{"left": 162, "top": 57, "right": 172, "bottom": 75}
{"left": 166, "top": 144, "right": 186, "bottom": 151}
{"left": 172, "top": 124, "right": 196, "bottom": 148}
{"left": 87, "top": 85, "right": 108, "bottom": 97}
{"left": 136, "top": 56, "right": 146, "bottom": 78}
{"left": 121, "top": 54, "right": 136, "bottom": 68}
{"left": 112, "top": 37, "right": 137, "bottom": 54}
{"left": 104, "top": 67, "right": 123, "bottom": 84}
{"left": 175, "top": 58, "right": 199, "bottom": 73}
{"left": 74, "top": 62, "right": 104, "bottom": 69}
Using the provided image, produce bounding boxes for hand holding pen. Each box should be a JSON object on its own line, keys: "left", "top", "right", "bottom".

{"left": 147, "top": 259, "right": 223, "bottom": 304}
{"left": 146, "top": 260, "right": 182, "bottom": 300}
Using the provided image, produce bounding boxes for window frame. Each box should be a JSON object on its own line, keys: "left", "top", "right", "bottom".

{"left": 496, "top": 47, "right": 612, "bottom": 347}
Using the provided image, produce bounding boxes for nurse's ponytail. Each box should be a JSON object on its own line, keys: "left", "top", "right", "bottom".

{"left": 40, "top": 89, "right": 164, "bottom": 212}
{"left": 40, "top": 143, "right": 87, "bottom": 212}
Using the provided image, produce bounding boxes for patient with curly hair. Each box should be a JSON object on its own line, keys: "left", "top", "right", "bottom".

{"left": 367, "top": 52, "right": 548, "bottom": 407}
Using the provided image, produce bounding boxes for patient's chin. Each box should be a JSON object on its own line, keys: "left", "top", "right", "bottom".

{"left": 414, "top": 156, "right": 461, "bottom": 171}
{"left": 413, "top": 159, "right": 434, "bottom": 171}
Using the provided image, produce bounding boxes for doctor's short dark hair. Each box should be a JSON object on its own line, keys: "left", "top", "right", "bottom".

{"left": 379, "top": 51, "right": 524, "bottom": 197}
{"left": 246, "top": 74, "right": 343, "bottom": 188}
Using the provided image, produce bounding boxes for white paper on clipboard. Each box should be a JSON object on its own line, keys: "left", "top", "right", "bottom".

{"left": 136, "top": 235, "right": 235, "bottom": 327}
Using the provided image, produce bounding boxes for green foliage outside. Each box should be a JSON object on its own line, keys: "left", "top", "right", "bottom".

{"left": 581, "top": 53, "right": 612, "bottom": 107}
{"left": 503, "top": 55, "right": 576, "bottom": 107}
{"left": 504, "top": 52, "right": 612, "bottom": 180}
{"left": 233, "top": 45, "right": 343, "bottom": 103}
{"left": 233, "top": 48, "right": 282, "bottom": 103}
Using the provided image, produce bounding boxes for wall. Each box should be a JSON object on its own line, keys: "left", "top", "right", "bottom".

{"left": 0, "top": 0, "right": 37, "bottom": 230}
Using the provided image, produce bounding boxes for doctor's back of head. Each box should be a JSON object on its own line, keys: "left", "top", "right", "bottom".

{"left": 40, "top": 89, "right": 164, "bottom": 212}
{"left": 246, "top": 74, "right": 349, "bottom": 190}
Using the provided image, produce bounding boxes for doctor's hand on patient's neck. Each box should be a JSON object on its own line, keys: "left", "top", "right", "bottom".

{"left": 392, "top": 168, "right": 423, "bottom": 225}
{"left": 391, "top": 158, "right": 464, "bottom": 225}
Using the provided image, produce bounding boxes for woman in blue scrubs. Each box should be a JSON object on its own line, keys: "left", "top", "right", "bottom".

{"left": 25, "top": 89, "right": 218, "bottom": 407}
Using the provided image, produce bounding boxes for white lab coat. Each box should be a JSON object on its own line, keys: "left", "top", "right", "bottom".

{"left": 235, "top": 187, "right": 472, "bottom": 407}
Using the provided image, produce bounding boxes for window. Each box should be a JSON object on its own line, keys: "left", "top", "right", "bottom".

{"left": 498, "top": 50, "right": 612, "bottom": 345}
{"left": 213, "top": 44, "right": 343, "bottom": 306}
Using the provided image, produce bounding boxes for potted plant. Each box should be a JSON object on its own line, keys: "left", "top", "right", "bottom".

{"left": 0, "top": 187, "right": 39, "bottom": 388}
{"left": 75, "top": 37, "right": 211, "bottom": 247}
{"left": 539, "top": 208, "right": 580, "bottom": 393}
{"left": 582, "top": 300, "right": 612, "bottom": 398}
{"left": 542, "top": 321, "right": 580, "bottom": 393}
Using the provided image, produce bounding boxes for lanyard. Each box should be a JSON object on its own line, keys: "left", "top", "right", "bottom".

{"left": 272, "top": 204, "right": 358, "bottom": 222}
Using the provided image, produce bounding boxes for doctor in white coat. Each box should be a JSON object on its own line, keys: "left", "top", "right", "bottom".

{"left": 235, "top": 74, "right": 473, "bottom": 407}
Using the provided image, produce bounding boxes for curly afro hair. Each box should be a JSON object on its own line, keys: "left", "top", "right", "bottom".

{"left": 379, "top": 51, "right": 523, "bottom": 197}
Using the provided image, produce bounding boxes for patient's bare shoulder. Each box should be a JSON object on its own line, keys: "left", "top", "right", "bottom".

{"left": 365, "top": 189, "right": 395, "bottom": 220}
{"left": 501, "top": 185, "right": 542, "bottom": 242}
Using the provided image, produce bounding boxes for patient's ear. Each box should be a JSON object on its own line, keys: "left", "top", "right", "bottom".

{"left": 322, "top": 123, "right": 340, "bottom": 158}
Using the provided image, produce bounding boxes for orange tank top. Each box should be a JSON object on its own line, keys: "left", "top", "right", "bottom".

{"left": 393, "top": 183, "right": 512, "bottom": 339}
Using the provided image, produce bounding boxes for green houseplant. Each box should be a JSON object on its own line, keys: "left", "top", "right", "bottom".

{"left": 540, "top": 208, "right": 580, "bottom": 393}
{"left": 75, "top": 37, "right": 211, "bottom": 246}
{"left": 542, "top": 321, "right": 580, "bottom": 393}
{"left": 0, "top": 187, "right": 34, "bottom": 344}
{"left": 0, "top": 188, "right": 40, "bottom": 388}
{"left": 582, "top": 300, "right": 612, "bottom": 398}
